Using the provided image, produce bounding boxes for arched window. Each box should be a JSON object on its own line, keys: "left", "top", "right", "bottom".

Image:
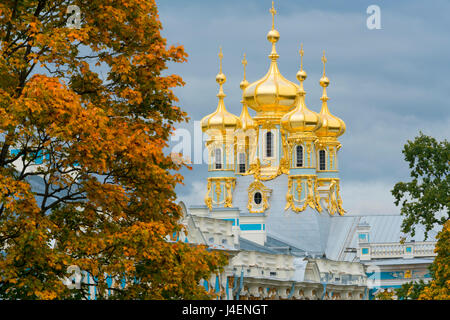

{"left": 296, "top": 145, "right": 303, "bottom": 167}
{"left": 215, "top": 148, "right": 222, "bottom": 169}
{"left": 238, "top": 153, "right": 246, "bottom": 173}
{"left": 319, "top": 150, "right": 326, "bottom": 171}
{"left": 266, "top": 131, "right": 273, "bottom": 157}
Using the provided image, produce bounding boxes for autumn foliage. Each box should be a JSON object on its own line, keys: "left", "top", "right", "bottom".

{"left": 0, "top": 0, "right": 227, "bottom": 299}
{"left": 419, "top": 220, "right": 450, "bottom": 300}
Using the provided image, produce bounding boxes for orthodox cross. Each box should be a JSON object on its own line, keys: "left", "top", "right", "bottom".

{"left": 270, "top": 1, "right": 277, "bottom": 30}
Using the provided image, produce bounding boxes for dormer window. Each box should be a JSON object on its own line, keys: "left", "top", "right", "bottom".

{"left": 358, "top": 232, "right": 369, "bottom": 243}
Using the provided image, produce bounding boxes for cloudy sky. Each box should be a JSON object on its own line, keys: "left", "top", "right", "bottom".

{"left": 157, "top": 0, "right": 450, "bottom": 215}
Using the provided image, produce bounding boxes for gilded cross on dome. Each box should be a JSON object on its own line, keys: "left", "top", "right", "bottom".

{"left": 242, "top": 53, "right": 248, "bottom": 79}
{"left": 299, "top": 43, "right": 304, "bottom": 70}
{"left": 321, "top": 50, "right": 327, "bottom": 76}
{"left": 218, "top": 46, "right": 224, "bottom": 73}
{"left": 270, "top": 1, "right": 277, "bottom": 30}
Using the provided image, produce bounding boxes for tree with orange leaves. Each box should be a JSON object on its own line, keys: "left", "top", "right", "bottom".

{"left": 418, "top": 220, "right": 450, "bottom": 300}
{"left": 0, "top": 0, "right": 227, "bottom": 299}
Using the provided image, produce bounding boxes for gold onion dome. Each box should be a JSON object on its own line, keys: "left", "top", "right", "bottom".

{"left": 239, "top": 53, "right": 257, "bottom": 131}
{"left": 315, "top": 51, "right": 346, "bottom": 138}
{"left": 201, "top": 47, "right": 240, "bottom": 132}
{"left": 281, "top": 45, "right": 322, "bottom": 133}
{"left": 242, "top": 2, "right": 298, "bottom": 116}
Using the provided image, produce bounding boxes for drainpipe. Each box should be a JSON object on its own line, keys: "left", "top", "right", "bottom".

{"left": 235, "top": 268, "right": 244, "bottom": 300}
{"left": 363, "top": 287, "right": 368, "bottom": 300}
{"left": 287, "top": 282, "right": 295, "bottom": 299}
{"left": 321, "top": 273, "right": 329, "bottom": 300}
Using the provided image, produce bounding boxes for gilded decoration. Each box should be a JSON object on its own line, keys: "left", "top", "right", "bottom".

{"left": 243, "top": 157, "right": 288, "bottom": 181}
{"left": 285, "top": 175, "right": 322, "bottom": 212}
{"left": 318, "top": 178, "right": 345, "bottom": 215}
{"left": 204, "top": 177, "right": 236, "bottom": 210}
{"left": 247, "top": 179, "right": 272, "bottom": 213}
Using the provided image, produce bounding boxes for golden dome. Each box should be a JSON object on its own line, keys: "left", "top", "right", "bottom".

{"left": 242, "top": 2, "right": 298, "bottom": 117}
{"left": 201, "top": 48, "right": 240, "bottom": 132}
{"left": 281, "top": 46, "right": 322, "bottom": 133}
{"left": 280, "top": 83, "right": 322, "bottom": 133}
{"left": 315, "top": 52, "right": 345, "bottom": 138}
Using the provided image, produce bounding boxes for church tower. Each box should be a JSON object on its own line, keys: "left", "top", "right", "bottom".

{"left": 281, "top": 45, "right": 323, "bottom": 213}
{"left": 315, "top": 52, "right": 346, "bottom": 215}
{"left": 242, "top": 2, "right": 298, "bottom": 181}
{"left": 201, "top": 48, "right": 240, "bottom": 210}
{"left": 200, "top": 1, "right": 346, "bottom": 222}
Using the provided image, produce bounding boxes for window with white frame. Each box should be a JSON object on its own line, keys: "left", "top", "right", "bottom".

{"left": 295, "top": 145, "right": 303, "bottom": 167}
{"left": 319, "top": 149, "right": 326, "bottom": 170}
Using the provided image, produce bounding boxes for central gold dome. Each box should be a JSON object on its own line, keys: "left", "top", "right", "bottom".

{"left": 243, "top": 59, "right": 299, "bottom": 117}
{"left": 242, "top": 6, "right": 298, "bottom": 119}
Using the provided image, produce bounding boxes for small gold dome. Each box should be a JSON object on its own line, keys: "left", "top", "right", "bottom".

{"left": 316, "top": 78, "right": 345, "bottom": 138}
{"left": 281, "top": 91, "right": 322, "bottom": 133}
{"left": 316, "top": 53, "right": 345, "bottom": 138}
{"left": 281, "top": 64, "right": 322, "bottom": 133}
{"left": 201, "top": 51, "right": 240, "bottom": 132}
{"left": 281, "top": 44, "right": 321, "bottom": 133}
{"left": 201, "top": 87, "right": 240, "bottom": 132}
{"left": 316, "top": 106, "right": 346, "bottom": 138}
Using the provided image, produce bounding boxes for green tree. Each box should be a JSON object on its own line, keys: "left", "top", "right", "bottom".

{"left": 0, "top": 0, "right": 227, "bottom": 299}
{"left": 392, "top": 132, "right": 449, "bottom": 239}
{"left": 392, "top": 133, "right": 449, "bottom": 300}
